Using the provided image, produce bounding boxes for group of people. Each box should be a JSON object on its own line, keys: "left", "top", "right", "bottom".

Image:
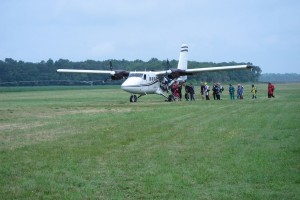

{"left": 171, "top": 81, "right": 195, "bottom": 101}
{"left": 200, "top": 82, "right": 224, "bottom": 100}
{"left": 202, "top": 82, "right": 275, "bottom": 100}
{"left": 170, "top": 81, "right": 275, "bottom": 101}
{"left": 228, "top": 83, "right": 245, "bottom": 100}
{"left": 183, "top": 82, "right": 195, "bottom": 101}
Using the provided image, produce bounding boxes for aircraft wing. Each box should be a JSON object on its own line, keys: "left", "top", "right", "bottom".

{"left": 57, "top": 69, "right": 113, "bottom": 74}
{"left": 186, "top": 64, "right": 251, "bottom": 74}
{"left": 57, "top": 69, "right": 130, "bottom": 80}
{"left": 154, "top": 64, "right": 251, "bottom": 77}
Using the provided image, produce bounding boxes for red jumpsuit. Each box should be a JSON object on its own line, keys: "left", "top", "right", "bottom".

{"left": 268, "top": 83, "right": 275, "bottom": 98}
{"left": 172, "top": 83, "right": 179, "bottom": 98}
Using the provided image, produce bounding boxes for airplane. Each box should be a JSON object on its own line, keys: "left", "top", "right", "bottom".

{"left": 57, "top": 44, "right": 252, "bottom": 102}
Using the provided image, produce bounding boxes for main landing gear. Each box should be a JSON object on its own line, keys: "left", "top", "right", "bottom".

{"left": 167, "top": 94, "right": 180, "bottom": 102}
{"left": 130, "top": 94, "right": 146, "bottom": 102}
{"left": 130, "top": 95, "right": 137, "bottom": 102}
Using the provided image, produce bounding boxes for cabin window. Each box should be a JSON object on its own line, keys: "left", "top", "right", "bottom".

{"left": 143, "top": 74, "right": 146, "bottom": 80}
{"left": 129, "top": 73, "right": 143, "bottom": 78}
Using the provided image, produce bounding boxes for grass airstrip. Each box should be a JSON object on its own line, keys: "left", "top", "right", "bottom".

{"left": 0, "top": 83, "right": 299, "bottom": 199}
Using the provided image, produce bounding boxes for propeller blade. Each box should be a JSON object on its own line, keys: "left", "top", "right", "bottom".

{"left": 166, "top": 59, "right": 171, "bottom": 69}
{"left": 109, "top": 61, "right": 113, "bottom": 71}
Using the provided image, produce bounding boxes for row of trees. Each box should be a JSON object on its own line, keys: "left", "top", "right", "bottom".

{"left": 0, "top": 58, "right": 261, "bottom": 86}
{"left": 259, "top": 73, "right": 300, "bottom": 83}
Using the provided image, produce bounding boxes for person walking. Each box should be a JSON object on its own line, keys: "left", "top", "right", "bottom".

{"left": 218, "top": 82, "right": 224, "bottom": 100}
{"left": 189, "top": 83, "right": 195, "bottom": 101}
{"left": 212, "top": 82, "right": 218, "bottom": 100}
{"left": 172, "top": 81, "right": 179, "bottom": 99}
{"left": 229, "top": 84, "right": 235, "bottom": 100}
{"left": 184, "top": 83, "right": 190, "bottom": 101}
{"left": 204, "top": 82, "right": 210, "bottom": 100}
{"left": 237, "top": 84, "right": 244, "bottom": 100}
{"left": 251, "top": 84, "right": 257, "bottom": 99}
{"left": 200, "top": 82, "right": 205, "bottom": 100}
{"left": 178, "top": 83, "right": 182, "bottom": 100}
{"left": 268, "top": 82, "right": 275, "bottom": 98}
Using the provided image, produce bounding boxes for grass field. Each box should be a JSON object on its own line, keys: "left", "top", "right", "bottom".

{"left": 0, "top": 83, "right": 299, "bottom": 199}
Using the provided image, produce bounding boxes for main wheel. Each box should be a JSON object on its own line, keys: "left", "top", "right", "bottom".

{"left": 168, "top": 95, "right": 175, "bottom": 102}
{"left": 130, "top": 95, "right": 138, "bottom": 102}
{"left": 130, "top": 95, "right": 133, "bottom": 102}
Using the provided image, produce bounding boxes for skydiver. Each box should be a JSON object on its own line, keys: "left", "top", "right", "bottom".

{"left": 251, "top": 84, "right": 257, "bottom": 99}
{"left": 268, "top": 82, "right": 275, "bottom": 98}
{"left": 229, "top": 84, "right": 235, "bottom": 100}
{"left": 204, "top": 82, "right": 210, "bottom": 100}
{"left": 189, "top": 83, "right": 195, "bottom": 101}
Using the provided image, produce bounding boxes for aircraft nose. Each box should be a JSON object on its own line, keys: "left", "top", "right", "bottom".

{"left": 121, "top": 77, "right": 141, "bottom": 92}
{"left": 121, "top": 82, "right": 127, "bottom": 90}
{"left": 122, "top": 77, "right": 138, "bottom": 87}
{"left": 121, "top": 79, "right": 129, "bottom": 88}
{"left": 121, "top": 78, "right": 132, "bottom": 90}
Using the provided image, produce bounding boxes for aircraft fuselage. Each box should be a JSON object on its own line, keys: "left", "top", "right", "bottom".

{"left": 121, "top": 72, "right": 162, "bottom": 95}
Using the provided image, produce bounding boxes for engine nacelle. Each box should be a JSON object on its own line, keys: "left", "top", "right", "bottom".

{"left": 167, "top": 69, "right": 192, "bottom": 79}
{"left": 111, "top": 70, "right": 129, "bottom": 80}
{"left": 111, "top": 75, "right": 123, "bottom": 80}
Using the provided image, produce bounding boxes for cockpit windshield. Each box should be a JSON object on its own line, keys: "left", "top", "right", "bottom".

{"left": 129, "top": 73, "right": 143, "bottom": 78}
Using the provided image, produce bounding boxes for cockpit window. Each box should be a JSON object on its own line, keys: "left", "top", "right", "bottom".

{"left": 129, "top": 73, "right": 143, "bottom": 78}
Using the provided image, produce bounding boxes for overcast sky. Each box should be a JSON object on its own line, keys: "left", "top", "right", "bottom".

{"left": 1, "top": 0, "right": 299, "bottom": 73}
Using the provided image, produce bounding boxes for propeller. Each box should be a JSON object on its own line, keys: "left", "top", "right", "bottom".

{"left": 166, "top": 59, "right": 171, "bottom": 69}
{"left": 103, "top": 61, "right": 114, "bottom": 82}
{"left": 163, "top": 59, "right": 172, "bottom": 82}
{"left": 164, "top": 59, "right": 192, "bottom": 79}
{"left": 107, "top": 60, "right": 129, "bottom": 80}
{"left": 109, "top": 61, "right": 113, "bottom": 71}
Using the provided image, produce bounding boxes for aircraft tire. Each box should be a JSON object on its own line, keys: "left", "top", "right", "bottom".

{"left": 168, "top": 95, "right": 175, "bottom": 102}
{"left": 130, "top": 95, "right": 138, "bottom": 102}
{"left": 130, "top": 95, "right": 133, "bottom": 102}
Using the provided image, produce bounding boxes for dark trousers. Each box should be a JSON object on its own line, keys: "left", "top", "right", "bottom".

{"left": 190, "top": 93, "right": 195, "bottom": 101}
{"left": 268, "top": 93, "right": 275, "bottom": 98}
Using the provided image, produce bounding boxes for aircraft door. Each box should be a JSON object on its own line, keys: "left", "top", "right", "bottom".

{"left": 141, "top": 74, "right": 148, "bottom": 93}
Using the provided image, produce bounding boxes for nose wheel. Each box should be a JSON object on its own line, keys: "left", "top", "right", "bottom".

{"left": 130, "top": 95, "right": 137, "bottom": 102}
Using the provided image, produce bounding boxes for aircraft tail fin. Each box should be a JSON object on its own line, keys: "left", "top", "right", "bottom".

{"left": 178, "top": 44, "right": 188, "bottom": 81}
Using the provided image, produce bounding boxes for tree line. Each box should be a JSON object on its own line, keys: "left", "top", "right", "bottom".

{"left": 0, "top": 58, "right": 261, "bottom": 86}
{"left": 259, "top": 73, "right": 300, "bottom": 83}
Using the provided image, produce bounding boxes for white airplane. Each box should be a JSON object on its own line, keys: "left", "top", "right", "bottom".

{"left": 57, "top": 44, "right": 252, "bottom": 102}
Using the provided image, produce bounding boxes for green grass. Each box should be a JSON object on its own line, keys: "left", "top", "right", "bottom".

{"left": 0, "top": 83, "right": 299, "bottom": 199}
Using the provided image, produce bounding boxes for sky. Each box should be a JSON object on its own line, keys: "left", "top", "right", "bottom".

{"left": 0, "top": 0, "right": 299, "bottom": 74}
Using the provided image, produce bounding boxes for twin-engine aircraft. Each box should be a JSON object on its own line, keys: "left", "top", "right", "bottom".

{"left": 57, "top": 44, "right": 252, "bottom": 102}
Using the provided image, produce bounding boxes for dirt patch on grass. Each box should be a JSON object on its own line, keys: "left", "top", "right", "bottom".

{"left": 0, "top": 107, "right": 132, "bottom": 150}
{"left": 64, "top": 107, "right": 132, "bottom": 115}
{"left": 1, "top": 131, "right": 57, "bottom": 150}
{"left": 0, "top": 123, "right": 76, "bottom": 151}
{"left": 0, "top": 122, "right": 48, "bottom": 132}
{"left": 33, "top": 107, "right": 132, "bottom": 119}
